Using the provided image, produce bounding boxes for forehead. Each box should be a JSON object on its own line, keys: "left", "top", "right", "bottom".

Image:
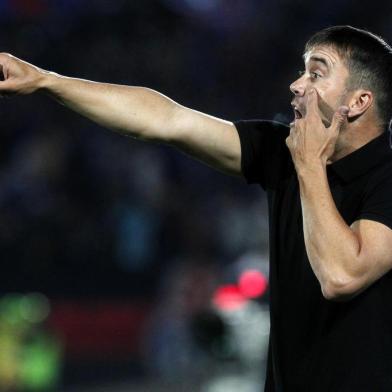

{"left": 303, "top": 45, "right": 345, "bottom": 68}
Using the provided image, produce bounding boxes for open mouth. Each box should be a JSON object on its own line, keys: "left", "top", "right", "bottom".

{"left": 291, "top": 103, "right": 305, "bottom": 120}
{"left": 294, "top": 108, "right": 303, "bottom": 119}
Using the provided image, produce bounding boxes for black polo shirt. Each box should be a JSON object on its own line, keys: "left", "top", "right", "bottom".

{"left": 235, "top": 119, "right": 392, "bottom": 392}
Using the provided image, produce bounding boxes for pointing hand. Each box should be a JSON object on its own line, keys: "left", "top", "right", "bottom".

{"left": 0, "top": 53, "right": 49, "bottom": 96}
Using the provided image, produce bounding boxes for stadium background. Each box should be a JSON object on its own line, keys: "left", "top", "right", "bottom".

{"left": 0, "top": 0, "right": 390, "bottom": 391}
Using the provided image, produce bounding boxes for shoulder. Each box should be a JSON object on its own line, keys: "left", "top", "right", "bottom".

{"left": 233, "top": 119, "right": 293, "bottom": 187}
{"left": 234, "top": 119, "right": 290, "bottom": 148}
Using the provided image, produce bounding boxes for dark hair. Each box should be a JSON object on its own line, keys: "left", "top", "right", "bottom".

{"left": 305, "top": 25, "right": 392, "bottom": 128}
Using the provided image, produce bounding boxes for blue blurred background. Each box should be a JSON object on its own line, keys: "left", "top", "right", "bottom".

{"left": 0, "top": 0, "right": 391, "bottom": 391}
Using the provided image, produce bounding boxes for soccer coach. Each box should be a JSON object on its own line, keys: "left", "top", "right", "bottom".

{"left": 1, "top": 25, "right": 392, "bottom": 391}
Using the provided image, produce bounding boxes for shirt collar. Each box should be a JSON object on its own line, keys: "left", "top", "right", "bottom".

{"left": 328, "top": 129, "right": 392, "bottom": 183}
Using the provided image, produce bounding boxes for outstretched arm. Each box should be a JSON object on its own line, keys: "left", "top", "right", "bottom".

{"left": 0, "top": 53, "right": 242, "bottom": 176}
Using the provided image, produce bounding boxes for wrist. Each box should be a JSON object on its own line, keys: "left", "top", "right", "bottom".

{"left": 296, "top": 159, "right": 326, "bottom": 179}
{"left": 36, "top": 69, "right": 61, "bottom": 93}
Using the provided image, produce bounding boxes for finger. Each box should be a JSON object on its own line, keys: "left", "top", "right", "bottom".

{"left": 0, "top": 78, "right": 18, "bottom": 96}
{"left": 0, "top": 53, "right": 12, "bottom": 77}
{"left": 330, "top": 105, "right": 349, "bottom": 132}
{"left": 0, "top": 53, "right": 18, "bottom": 82}
{"left": 0, "top": 53, "right": 13, "bottom": 65}
{"left": 305, "top": 89, "right": 319, "bottom": 116}
{"left": 0, "top": 78, "right": 13, "bottom": 91}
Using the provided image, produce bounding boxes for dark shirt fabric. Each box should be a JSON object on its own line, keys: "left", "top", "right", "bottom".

{"left": 234, "top": 119, "right": 392, "bottom": 392}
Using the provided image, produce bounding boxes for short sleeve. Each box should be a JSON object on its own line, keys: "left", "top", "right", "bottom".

{"left": 356, "top": 172, "right": 392, "bottom": 230}
{"left": 234, "top": 119, "right": 293, "bottom": 190}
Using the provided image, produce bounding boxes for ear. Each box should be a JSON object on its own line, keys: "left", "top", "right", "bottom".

{"left": 347, "top": 90, "right": 373, "bottom": 119}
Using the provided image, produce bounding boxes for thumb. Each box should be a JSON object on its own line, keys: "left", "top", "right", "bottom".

{"left": 0, "top": 78, "right": 17, "bottom": 96}
{"left": 330, "top": 105, "right": 349, "bottom": 131}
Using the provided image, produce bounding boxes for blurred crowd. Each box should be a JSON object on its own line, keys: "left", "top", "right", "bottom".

{"left": 0, "top": 0, "right": 274, "bottom": 298}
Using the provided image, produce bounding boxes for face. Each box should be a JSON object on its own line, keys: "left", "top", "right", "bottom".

{"left": 290, "top": 45, "right": 350, "bottom": 127}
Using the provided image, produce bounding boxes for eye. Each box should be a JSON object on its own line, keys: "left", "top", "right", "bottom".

{"left": 310, "top": 71, "right": 322, "bottom": 79}
{"left": 297, "top": 70, "right": 322, "bottom": 80}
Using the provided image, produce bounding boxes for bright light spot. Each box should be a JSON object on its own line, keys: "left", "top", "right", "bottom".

{"left": 212, "top": 285, "right": 247, "bottom": 311}
{"left": 238, "top": 270, "right": 268, "bottom": 299}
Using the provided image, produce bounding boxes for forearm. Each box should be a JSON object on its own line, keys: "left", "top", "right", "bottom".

{"left": 298, "top": 163, "right": 361, "bottom": 297}
{"left": 39, "top": 72, "right": 178, "bottom": 141}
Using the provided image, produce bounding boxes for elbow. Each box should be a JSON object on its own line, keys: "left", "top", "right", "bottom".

{"left": 321, "top": 276, "right": 361, "bottom": 302}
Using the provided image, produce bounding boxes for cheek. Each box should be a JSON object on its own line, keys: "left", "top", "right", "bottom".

{"left": 315, "top": 82, "right": 343, "bottom": 119}
{"left": 314, "top": 80, "right": 334, "bottom": 101}
{"left": 318, "top": 78, "right": 346, "bottom": 104}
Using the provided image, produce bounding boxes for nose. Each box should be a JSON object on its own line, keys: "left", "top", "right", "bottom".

{"left": 290, "top": 76, "right": 305, "bottom": 96}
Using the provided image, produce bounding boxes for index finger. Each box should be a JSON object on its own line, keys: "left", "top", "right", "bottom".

{"left": 0, "top": 54, "right": 13, "bottom": 90}
{"left": 0, "top": 52, "right": 11, "bottom": 68}
{"left": 305, "top": 89, "right": 319, "bottom": 117}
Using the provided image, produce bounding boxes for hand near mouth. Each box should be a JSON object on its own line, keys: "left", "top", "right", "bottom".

{"left": 286, "top": 89, "right": 349, "bottom": 174}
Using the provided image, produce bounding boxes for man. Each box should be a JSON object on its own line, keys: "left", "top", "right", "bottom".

{"left": 1, "top": 25, "right": 392, "bottom": 390}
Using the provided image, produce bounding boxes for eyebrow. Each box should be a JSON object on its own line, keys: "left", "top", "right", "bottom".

{"left": 303, "top": 55, "right": 330, "bottom": 68}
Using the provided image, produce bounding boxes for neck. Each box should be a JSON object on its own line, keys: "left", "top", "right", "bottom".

{"left": 329, "top": 119, "right": 384, "bottom": 163}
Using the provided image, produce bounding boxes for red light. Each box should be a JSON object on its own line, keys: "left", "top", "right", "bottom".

{"left": 238, "top": 269, "right": 268, "bottom": 298}
{"left": 212, "top": 284, "right": 247, "bottom": 311}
